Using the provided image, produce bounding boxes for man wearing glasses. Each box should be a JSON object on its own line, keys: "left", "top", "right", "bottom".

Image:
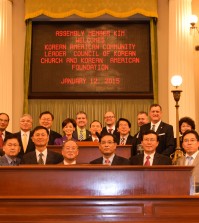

{"left": 90, "top": 133, "right": 129, "bottom": 165}
{"left": 130, "top": 130, "right": 172, "bottom": 165}
{"left": 101, "top": 111, "right": 117, "bottom": 136}
{"left": 176, "top": 130, "right": 199, "bottom": 184}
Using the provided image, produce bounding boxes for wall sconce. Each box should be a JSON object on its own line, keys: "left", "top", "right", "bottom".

{"left": 170, "top": 75, "right": 184, "bottom": 164}
{"left": 190, "top": 15, "right": 199, "bottom": 33}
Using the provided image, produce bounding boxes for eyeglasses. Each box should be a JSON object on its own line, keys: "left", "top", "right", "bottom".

{"left": 183, "top": 139, "right": 198, "bottom": 143}
{"left": 101, "top": 141, "right": 115, "bottom": 145}
{"left": 104, "top": 116, "right": 114, "bottom": 119}
{"left": 143, "top": 138, "right": 157, "bottom": 142}
{"left": 63, "top": 147, "right": 78, "bottom": 151}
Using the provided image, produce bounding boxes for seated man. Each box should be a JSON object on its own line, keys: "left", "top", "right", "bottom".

{"left": 59, "top": 140, "right": 79, "bottom": 165}
{"left": 176, "top": 130, "right": 199, "bottom": 185}
{"left": 129, "top": 130, "right": 172, "bottom": 165}
{"left": 90, "top": 133, "right": 129, "bottom": 165}
{"left": 115, "top": 118, "right": 134, "bottom": 145}
{"left": 21, "top": 126, "right": 63, "bottom": 164}
{"left": 0, "top": 135, "right": 21, "bottom": 166}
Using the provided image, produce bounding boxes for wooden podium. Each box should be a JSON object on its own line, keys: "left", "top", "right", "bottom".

{"left": 0, "top": 165, "right": 198, "bottom": 222}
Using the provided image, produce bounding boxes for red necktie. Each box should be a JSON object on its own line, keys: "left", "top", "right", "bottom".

{"left": 105, "top": 159, "right": 111, "bottom": 165}
{"left": 0, "top": 131, "right": 3, "bottom": 148}
{"left": 144, "top": 155, "right": 151, "bottom": 166}
{"left": 108, "top": 129, "right": 113, "bottom": 134}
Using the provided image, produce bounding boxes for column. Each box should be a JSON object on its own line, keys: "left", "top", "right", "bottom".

{"left": 0, "top": 0, "right": 12, "bottom": 131}
{"left": 168, "top": 0, "right": 195, "bottom": 135}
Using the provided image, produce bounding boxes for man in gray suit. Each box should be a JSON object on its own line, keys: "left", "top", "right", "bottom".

{"left": 0, "top": 135, "right": 21, "bottom": 166}
{"left": 130, "top": 130, "right": 172, "bottom": 165}
{"left": 176, "top": 130, "right": 199, "bottom": 184}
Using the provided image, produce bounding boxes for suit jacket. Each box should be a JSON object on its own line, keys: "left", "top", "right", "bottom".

{"left": 116, "top": 134, "right": 134, "bottom": 145}
{"left": 138, "top": 122, "right": 175, "bottom": 156}
{"left": 13, "top": 131, "right": 35, "bottom": 159}
{"left": 72, "top": 129, "right": 91, "bottom": 141}
{"left": 101, "top": 127, "right": 118, "bottom": 137}
{"left": 176, "top": 153, "right": 199, "bottom": 183}
{"left": 90, "top": 154, "right": 129, "bottom": 165}
{"left": 0, "top": 155, "right": 21, "bottom": 166}
{"left": 48, "top": 130, "right": 62, "bottom": 145}
{"left": 21, "top": 150, "right": 63, "bottom": 164}
{"left": 4, "top": 131, "right": 12, "bottom": 138}
{"left": 129, "top": 152, "right": 172, "bottom": 165}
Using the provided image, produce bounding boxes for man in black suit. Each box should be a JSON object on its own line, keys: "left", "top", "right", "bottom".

{"left": 13, "top": 114, "right": 35, "bottom": 159}
{"left": 39, "top": 111, "right": 62, "bottom": 145}
{"left": 90, "top": 133, "right": 129, "bottom": 165}
{"left": 137, "top": 104, "right": 175, "bottom": 157}
{"left": 115, "top": 118, "right": 134, "bottom": 145}
{"left": 101, "top": 111, "right": 118, "bottom": 136}
{"left": 21, "top": 126, "right": 63, "bottom": 164}
{"left": 85, "top": 120, "right": 102, "bottom": 142}
{"left": 130, "top": 130, "right": 172, "bottom": 165}
{"left": 72, "top": 111, "right": 91, "bottom": 141}
{"left": 0, "top": 113, "right": 12, "bottom": 148}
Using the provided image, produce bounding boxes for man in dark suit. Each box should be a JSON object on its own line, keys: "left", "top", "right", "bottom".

{"left": 39, "top": 111, "right": 62, "bottom": 145}
{"left": 90, "top": 133, "right": 129, "bottom": 165}
{"left": 0, "top": 135, "right": 21, "bottom": 166}
{"left": 21, "top": 126, "right": 63, "bottom": 164}
{"left": 115, "top": 118, "right": 134, "bottom": 145}
{"left": 13, "top": 114, "right": 35, "bottom": 159}
{"left": 85, "top": 120, "right": 102, "bottom": 142}
{"left": 72, "top": 111, "right": 91, "bottom": 141}
{"left": 130, "top": 130, "right": 172, "bottom": 165}
{"left": 137, "top": 104, "right": 175, "bottom": 157}
{"left": 101, "top": 111, "right": 118, "bottom": 136}
{"left": 0, "top": 112, "right": 12, "bottom": 149}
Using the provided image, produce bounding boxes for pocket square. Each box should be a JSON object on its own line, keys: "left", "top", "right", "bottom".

{"left": 158, "top": 133, "right": 165, "bottom": 136}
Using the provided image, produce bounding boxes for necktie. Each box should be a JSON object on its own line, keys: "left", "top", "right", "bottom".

{"left": 38, "top": 153, "right": 44, "bottom": 164}
{"left": 0, "top": 131, "right": 3, "bottom": 148}
{"left": 151, "top": 125, "right": 155, "bottom": 132}
{"left": 79, "top": 130, "right": 84, "bottom": 141}
{"left": 186, "top": 156, "right": 193, "bottom": 166}
{"left": 108, "top": 129, "right": 113, "bottom": 134}
{"left": 120, "top": 137, "right": 125, "bottom": 145}
{"left": 144, "top": 155, "right": 151, "bottom": 166}
{"left": 11, "top": 160, "right": 17, "bottom": 166}
{"left": 22, "top": 133, "right": 28, "bottom": 152}
{"left": 105, "top": 159, "right": 111, "bottom": 165}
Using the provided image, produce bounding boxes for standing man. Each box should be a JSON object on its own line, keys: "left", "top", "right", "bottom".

{"left": 138, "top": 104, "right": 175, "bottom": 157}
{"left": 90, "top": 133, "right": 129, "bottom": 165}
{"left": 115, "top": 118, "right": 134, "bottom": 145}
{"left": 86, "top": 120, "right": 102, "bottom": 142}
{"left": 132, "top": 111, "right": 149, "bottom": 155}
{"left": 39, "top": 111, "right": 61, "bottom": 145}
{"left": 130, "top": 130, "right": 172, "bottom": 165}
{"left": 72, "top": 111, "right": 91, "bottom": 141}
{"left": 0, "top": 135, "right": 21, "bottom": 166}
{"left": 0, "top": 113, "right": 12, "bottom": 148}
{"left": 13, "top": 114, "right": 35, "bottom": 159}
{"left": 101, "top": 111, "right": 117, "bottom": 136}
{"left": 176, "top": 130, "right": 199, "bottom": 184}
{"left": 59, "top": 140, "right": 79, "bottom": 165}
{"left": 21, "top": 126, "right": 63, "bottom": 164}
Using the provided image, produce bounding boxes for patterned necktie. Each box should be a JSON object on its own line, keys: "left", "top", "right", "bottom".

{"left": 144, "top": 155, "right": 151, "bottom": 166}
{"left": 108, "top": 129, "right": 113, "bottom": 134}
{"left": 79, "top": 130, "right": 84, "bottom": 141}
{"left": 120, "top": 137, "right": 125, "bottom": 145}
{"left": 22, "top": 133, "right": 28, "bottom": 152}
{"left": 38, "top": 153, "right": 44, "bottom": 164}
{"left": 151, "top": 125, "right": 155, "bottom": 132}
{"left": 0, "top": 131, "right": 3, "bottom": 148}
{"left": 105, "top": 159, "right": 111, "bottom": 165}
{"left": 11, "top": 160, "right": 17, "bottom": 166}
{"left": 186, "top": 156, "right": 193, "bottom": 166}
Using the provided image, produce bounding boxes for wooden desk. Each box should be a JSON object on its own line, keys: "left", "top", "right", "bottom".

{"left": 0, "top": 166, "right": 198, "bottom": 223}
{"left": 48, "top": 142, "right": 131, "bottom": 163}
